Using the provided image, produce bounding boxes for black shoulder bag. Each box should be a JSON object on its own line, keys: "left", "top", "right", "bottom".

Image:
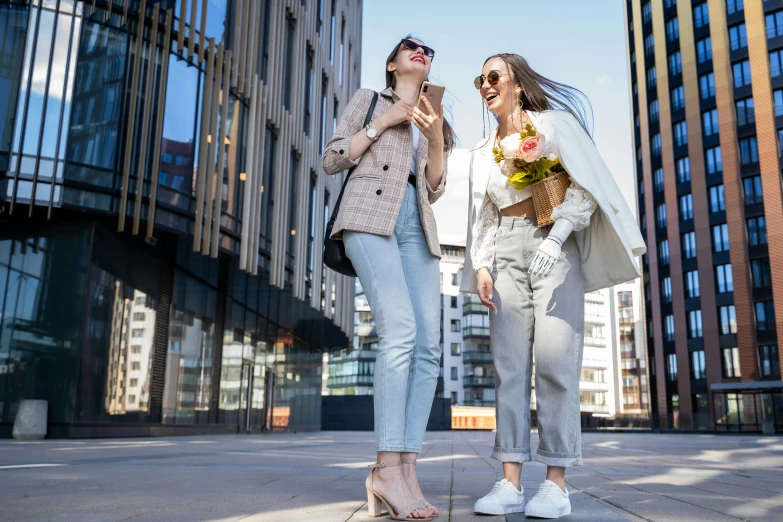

{"left": 323, "top": 91, "right": 379, "bottom": 277}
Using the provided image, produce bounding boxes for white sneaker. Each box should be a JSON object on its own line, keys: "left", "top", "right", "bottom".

{"left": 473, "top": 478, "right": 526, "bottom": 515}
{"left": 524, "top": 480, "right": 571, "bottom": 519}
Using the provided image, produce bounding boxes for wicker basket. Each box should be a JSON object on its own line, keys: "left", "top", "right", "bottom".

{"left": 529, "top": 171, "right": 571, "bottom": 228}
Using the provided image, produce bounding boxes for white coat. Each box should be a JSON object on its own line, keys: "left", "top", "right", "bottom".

{"left": 460, "top": 110, "right": 647, "bottom": 294}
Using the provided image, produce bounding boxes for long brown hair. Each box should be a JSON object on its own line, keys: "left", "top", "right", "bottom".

{"left": 385, "top": 36, "right": 456, "bottom": 153}
{"left": 482, "top": 53, "right": 593, "bottom": 139}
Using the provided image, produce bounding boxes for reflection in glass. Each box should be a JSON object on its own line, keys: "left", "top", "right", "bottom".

{"left": 0, "top": 6, "right": 29, "bottom": 167}
{"left": 162, "top": 271, "right": 215, "bottom": 424}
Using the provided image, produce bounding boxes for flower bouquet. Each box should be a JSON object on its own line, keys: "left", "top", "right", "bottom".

{"left": 492, "top": 123, "right": 570, "bottom": 227}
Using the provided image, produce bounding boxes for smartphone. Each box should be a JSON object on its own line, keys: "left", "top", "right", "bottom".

{"left": 417, "top": 81, "right": 445, "bottom": 114}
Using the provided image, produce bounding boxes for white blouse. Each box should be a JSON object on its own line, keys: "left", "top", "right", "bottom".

{"left": 470, "top": 160, "right": 598, "bottom": 273}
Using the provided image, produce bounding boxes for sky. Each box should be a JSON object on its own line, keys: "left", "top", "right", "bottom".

{"left": 360, "top": 0, "right": 636, "bottom": 244}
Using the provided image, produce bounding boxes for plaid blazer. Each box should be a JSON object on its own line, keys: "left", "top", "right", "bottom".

{"left": 322, "top": 87, "right": 448, "bottom": 258}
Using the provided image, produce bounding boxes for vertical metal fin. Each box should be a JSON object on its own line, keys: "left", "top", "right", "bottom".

{"left": 211, "top": 50, "right": 232, "bottom": 258}
{"left": 239, "top": 76, "right": 258, "bottom": 271}
{"left": 193, "top": 38, "right": 215, "bottom": 251}
{"left": 202, "top": 42, "right": 224, "bottom": 254}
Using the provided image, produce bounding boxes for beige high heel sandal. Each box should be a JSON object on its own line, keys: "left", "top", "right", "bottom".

{"left": 400, "top": 454, "right": 439, "bottom": 518}
{"left": 366, "top": 462, "right": 433, "bottom": 521}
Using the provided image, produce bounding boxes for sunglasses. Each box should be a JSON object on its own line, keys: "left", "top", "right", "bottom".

{"left": 393, "top": 38, "right": 436, "bottom": 60}
{"left": 474, "top": 70, "right": 508, "bottom": 89}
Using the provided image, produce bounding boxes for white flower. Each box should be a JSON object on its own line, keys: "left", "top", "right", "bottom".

{"left": 500, "top": 134, "right": 522, "bottom": 158}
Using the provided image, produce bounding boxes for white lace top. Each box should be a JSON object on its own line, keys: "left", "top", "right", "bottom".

{"left": 470, "top": 160, "right": 598, "bottom": 272}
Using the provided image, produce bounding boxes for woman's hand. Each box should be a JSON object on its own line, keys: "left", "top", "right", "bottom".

{"left": 413, "top": 96, "right": 444, "bottom": 146}
{"left": 476, "top": 267, "right": 497, "bottom": 312}
{"left": 378, "top": 100, "right": 414, "bottom": 129}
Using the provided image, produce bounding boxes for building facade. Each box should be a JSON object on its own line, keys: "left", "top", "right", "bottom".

{"left": 0, "top": 0, "right": 362, "bottom": 437}
{"left": 627, "top": 0, "right": 783, "bottom": 430}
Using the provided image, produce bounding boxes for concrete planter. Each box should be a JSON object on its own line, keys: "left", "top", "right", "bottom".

{"left": 762, "top": 419, "right": 776, "bottom": 435}
{"left": 12, "top": 400, "right": 48, "bottom": 440}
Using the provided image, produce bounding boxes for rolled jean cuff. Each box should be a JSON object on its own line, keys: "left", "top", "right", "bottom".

{"left": 377, "top": 445, "right": 421, "bottom": 452}
{"left": 534, "top": 449, "right": 583, "bottom": 467}
{"left": 491, "top": 446, "right": 533, "bottom": 463}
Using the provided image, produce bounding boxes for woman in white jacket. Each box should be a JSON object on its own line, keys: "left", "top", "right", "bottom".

{"left": 463, "top": 54, "right": 646, "bottom": 519}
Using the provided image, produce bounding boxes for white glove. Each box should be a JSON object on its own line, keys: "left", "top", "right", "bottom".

{"left": 529, "top": 219, "right": 574, "bottom": 278}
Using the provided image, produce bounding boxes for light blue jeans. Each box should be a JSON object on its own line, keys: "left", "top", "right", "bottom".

{"left": 344, "top": 183, "right": 441, "bottom": 452}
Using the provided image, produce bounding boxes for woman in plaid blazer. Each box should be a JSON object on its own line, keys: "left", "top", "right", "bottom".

{"left": 322, "top": 37, "right": 455, "bottom": 521}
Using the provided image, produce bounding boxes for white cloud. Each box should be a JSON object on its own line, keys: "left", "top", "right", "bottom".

{"left": 598, "top": 75, "right": 612, "bottom": 85}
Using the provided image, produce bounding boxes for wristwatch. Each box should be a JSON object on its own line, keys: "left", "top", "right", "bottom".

{"left": 365, "top": 123, "right": 379, "bottom": 141}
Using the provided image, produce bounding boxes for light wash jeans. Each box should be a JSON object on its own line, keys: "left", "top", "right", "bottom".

{"left": 344, "top": 183, "right": 442, "bottom": 452}
{"left": 490, "top": 216, "right": 585, "bottom": 467}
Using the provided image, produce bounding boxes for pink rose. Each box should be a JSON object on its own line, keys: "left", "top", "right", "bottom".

{"left": 518, "top": 135, "right": 546, "bottom": 163}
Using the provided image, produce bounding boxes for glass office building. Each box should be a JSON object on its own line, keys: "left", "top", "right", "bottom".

{"left": 0, "top": 0, "right": 362, "bottom": 437}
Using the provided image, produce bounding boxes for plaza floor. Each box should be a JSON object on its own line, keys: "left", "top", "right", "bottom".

{"left": 0, "top": 430, "right": 781, "bottom": 521}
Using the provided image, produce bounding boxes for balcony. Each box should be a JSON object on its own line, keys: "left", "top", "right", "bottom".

{"left": 463, "top": 350, "right": 493, "bottom": 364}
{"left": 463, "top": 400, "right": 496, "bottom": 407}
{"left": 328, "top": 349, "right": 377, "bottom": 362}
{"left": 463, "top": 326, "right": 490, "bottom": 340}
{"left": 580, "top": 403, "right": 610, "bottom": 413}
{"left": 327, "top": 375, "right": 373, "bottom": 387}
{"left": 464, "top": 375, "right": 495, "bottom": 388}
{"left": 463, "top": 302, "right": 487, "bottom": 315}
{"left": 584, "top": 336, "right": 607, "bottom": 347}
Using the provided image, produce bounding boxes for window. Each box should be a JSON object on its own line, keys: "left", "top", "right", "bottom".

{"left": 329, "top": 0, "right": 336, "bottom": 62}
{"left": 674, "top": 121, "right": 688, "bottom": 147}
{"left": 283, "top": 12, "right": 296, "bottom": 110}
{"left": 669, "top": 51, "right": 682, "bottom": 75}
{"left": 129, "top": 378, "right": 138, "bottom": 387}
{"left": 656, "top": 204, "right": 667, "bottom": 229}
{"left": 303, "top": 48, "right": 314, "bottom": 135}
{"left": 743, "top": 176, "right": 763, "bottom": 205}
{"left": 665, "top": 315, "right": 675, "bottom": 342}
{"left": 696, "top": 37, "right": 712, "bottom": 63}
{"left": 682, "top": 231, "right": 697, "bottom": 259}
{"left": 735, "top": 98, "right": 755, "bottom": 126}
{"left": 645, "top": 34, "right": 655, "bottom": 56}
{"left": 756, "top": 301, "right": 776, "bottom": 331}
{"left": 133, "top": 312, "right": 145, "bottom": 322}
{"left": 319, "top": 74, "right": 328, "bottom": 153}
{"left": 680, "top": 194, "right": 693, "bottom": 220}
{"left": 716, "top": 264, "right": 734, "bottom": 293}
{"left": 723, "top": 347, "right": 741, "bottom": 377}
{"left": 667, "top": 353, "right": 678, "bottom": 381}
{"left": 702, "top": 109, "right": 719, "bottom": 137}
{"left": 694, "top": 3, "right": 709, "bottom": 29}
{"left": 692, "top": 351, "right": 706, "bottom": 380}
{"left": 451, "top": 320, "right": 461, "bottom": 332}
{"left": 730, "top": 23, "right": 747, "bottom": 50}
{"left": 758, "top": 345, "right": 780, "bottom": 378}
{"left": 131, "top": 329, "right": 144, "bottom": 338}
{"left": 659, "top": 239, "right": 670, "bottom": 265}
{"left": 671, "top": 86, "right": 685, "bottom": 111}
{"left": 317, "top": 0, "right": 324, "bottom": 35}
{"left": 720, "top": 305, "right": 738, "bottom": 334}
{"left": 774, "top": 89, "right": 783, "bottom": 116}
{"left": 286, "top": 152, "right": 300, "bottom": 267}
{"left": 709, "top": 185, "right": 726, "bottom": 213}
{"left": 651, "top": 133, "right": 662, "bottom": 157}
{"left": 752, "top": 259, "right": 772, "bottom": 288}
{"left": 450, "top": 296, "right": 458, "bottom": 309}
{"left": 727, "top": 0, "right": 744, "bottom": 14}
{"left": 333, "top": 96, "right": 339, "bottom": 134}
{"left": 451, "top": 367, "right": 458, "bottom": 381}
{"left": 688, "top": 310, "right": 703, "bottom": 338}
{"left": 677, "top": 157, "right": 691, "bottom": 182}
{"left": 307, "top": 172, "right": 317, "bottom": 279}
{"left": 654, "top": 168, "right": 665, "bottom": 193}
{"left": 665, "top": 0, "right": 676, "bottom": 7}
{"left": 700, "top": 73, "right": 716, "bottom": 99}
{"left": 733, "top": 60, "right": 751, "bottom": 87}
{"left": 639, "top": 180, "right": 645, "bottom": 199}
{"left": 262, "top": 124, "right": 278, "bottom": 248}
{"left": 451, "top": 343, "right": 461, "bottom": 356}
{"left": 259, "top": 1, "right": 272, "bottom": 81}
{"left": 739, "top": 137, "right": 759, "bottom": 165}
{"left": 643, "top": 1, "right": 652, "bottom": 24}
{"left": 662, "top": 277, "right": 673, "bottom": 303}
{"left": 649, "top": 99, "right": 659, "bottom": 122}
{"left": 131, "top": 345, "right": 142, "bottom": 355}
{"left": 131, "top": 362, "right": 141, "bottom": 371}
{"left": 767, "top": 10, "right": 783, "bottom": 38}
{"left": 706, "top": 146, "right": 722, "bottom": 174}
{"left": 778, "top": 130, "right": 783, "bottom": 157}
{"left": 339, "top": 16, "right": 345, "bottom": 85}
{"left": 771, "top": 49, "right": 783, "bottom": 77}
{"left": 686, "top": 270, "right": 700, "bottom": 298}
{"left": 128, "top": 395, "right": 137, "bottom": 403}
{"left": 135, "top": 297, "right": 146, "bottom": 306}
{"left": 647, "top": 66, "right": 657, "bottom": 88}
{"left": 747, "top": 216, "right": 768, "bottom": 246}
{"left": 667, "top": 18, "right": 680, "bottom": 42}
{"left": 713, "top": 224, "right": 730, "bottom": 252}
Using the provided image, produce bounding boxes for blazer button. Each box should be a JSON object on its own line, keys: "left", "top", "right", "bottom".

{"left": 383, "top": 165, "right": 389, "bottom": 171}
{"left": 376, "top": 189, "right": 383, "bottom": 195}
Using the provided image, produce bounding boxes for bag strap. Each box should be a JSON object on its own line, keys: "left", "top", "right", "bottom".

{"left": 331, "top": 91, "right": 379, "bottom": 215}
